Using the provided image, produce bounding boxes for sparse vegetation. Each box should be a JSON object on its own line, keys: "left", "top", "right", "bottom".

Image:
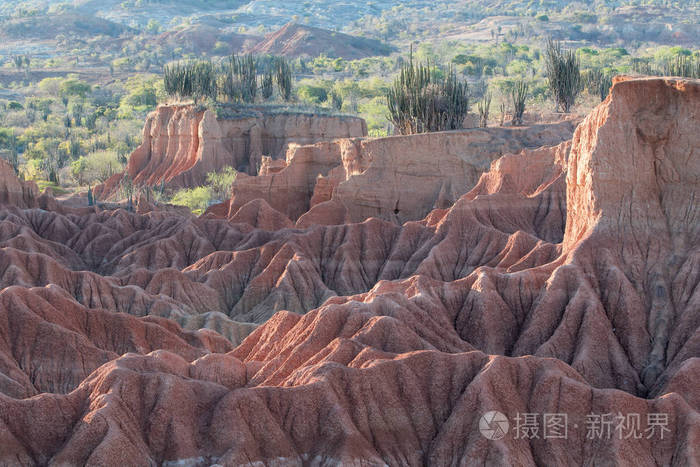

{"left": 170, "top": 186, "right": 212, "bottom": 215}
{"left": 206, "top": 166, "right": 237, "bottom": 202}
{"left": 386, "top": 50, "right": 469, "bottom": 135}
{"left": 168, "top": 167, "right": 237, "bottom": 214}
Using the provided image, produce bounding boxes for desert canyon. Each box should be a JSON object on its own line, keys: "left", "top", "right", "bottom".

{"left": 0, "top": 76, "right": 697, "bottom": 466}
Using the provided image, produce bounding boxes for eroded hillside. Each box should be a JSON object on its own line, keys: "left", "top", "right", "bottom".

{"left": 0, "top": 77, "right": 697, "bottom": 465}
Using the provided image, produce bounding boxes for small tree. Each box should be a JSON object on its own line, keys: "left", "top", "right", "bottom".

{"left": 71, "top": 156, "right": 88, "bottom": 186}
{"left": 511, "top": 80, "right": 528, "bottom": 126}
{"left": 544, "top": 39, "right": 581, "bottom": 113}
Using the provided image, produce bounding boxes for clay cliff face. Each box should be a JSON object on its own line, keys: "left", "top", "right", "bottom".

{"left": 94, "top": 105, "right": 367, "bottom": 200}
{"left": 0, "top": 78, "right": 698, "bottom": 466}
{"left": 226, "top": 120, "right": 577, "bottom": 225}
{"left": 0, "top": 159, "right": 38, "bottom": 208}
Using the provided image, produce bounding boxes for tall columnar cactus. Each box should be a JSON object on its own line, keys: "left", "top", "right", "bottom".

{"left": 218, "top": 54, "right": 258, "bottom": 103}
{"left": 275, "top": 57, "right": 293, "bottom": 102}
{"left": 511, "top": 80, "right": 528, "bottom": 126}
{"left": 544, "top": 39, "right": 581, "bottom": 113}
{"left": 261, "top": 69, "right": 274, "bottom": 100}
{"left": 477, "top": 92, "right": 492, "bottom": 128}
{"left": 164, "top": 55, "right": 296, "bottom": 105}
{"left": 583, "top": 69, "right": 613, "bottom": 101}
{"left": 632, "top": 55, "right": 699, "bottom": 79}
{"left": 386, "top": 50, "right": 469, "bottom": 135}
{"left": 164, "top": 60, "right": 217, "bottom": 104}
{"left": 662, "top": 55, "right": 700, "bottom": 78}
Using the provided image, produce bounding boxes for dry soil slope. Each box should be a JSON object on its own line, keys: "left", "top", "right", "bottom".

{"left": 249, "top": 22, "right": 394, "bottom": 59}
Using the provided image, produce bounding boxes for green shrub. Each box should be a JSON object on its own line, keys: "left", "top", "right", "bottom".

{"left": 78, "top": 150, "right": 123, "bottom": 185}
{"left": 170, "top": 186, "right": 212, "bottom": 215}
{"left": 59, "top": 79, "right": 91, "bottom": 99}
{"left": 206, "top": 166, "right": 237, "bottom": 201}
{"left": 297, "top": 84, "right": 328, "bottom": 104}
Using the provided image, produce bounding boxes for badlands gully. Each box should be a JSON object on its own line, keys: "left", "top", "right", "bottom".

{"left": 0, "top": 77, "right": 697, "bottom": 466}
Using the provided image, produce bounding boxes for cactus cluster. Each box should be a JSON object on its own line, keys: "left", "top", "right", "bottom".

{"left": 582, "top": 69, "right": 614, "bottom": 101}
{"left": 387, "top": 50, "right": 469, "bottom": 135}
{"left": 274, "top": 57, "right": 294, "bottom": 102}
{"left": 544, "top": 39, "right": 582, "bottom": 113}
{"left": 477, "top": 92, "right": 491, "bottom": 128}
{"left": 163, "top": 60, "right": 217, "bottom": 104}
{"left": 633, "top": 55, "right": 700, "bottom": 79}
{"left": 510, "top": 80, "right": 528, "bottom": 126}
{"left": 164, "top": 55, "right": 294, "bottom": 104}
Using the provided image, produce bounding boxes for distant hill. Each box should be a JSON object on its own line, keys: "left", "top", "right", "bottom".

{"left": 249, "top": 23, "right": 394, "bottom": 59}
{"left": 154, "top": 24, "right": 261, "bottom": 55}
{"left": 0, "top": 13, "right": 129, "bottom": 40}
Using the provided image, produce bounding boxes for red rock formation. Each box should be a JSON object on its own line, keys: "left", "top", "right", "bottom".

{"left": 227, "top": 120, "right": 577, "bottom": 225}
{"left": 227, "top": 198, "right": 294, "bottom": 231}
{"left": 0, "top": 159, "right": 37, "bottom": 208}
{"left": 94, "top": 105, "right": 367, "bottom": 200}
{"left": 0, "top": 77, "right": 697, "bottom": 465}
